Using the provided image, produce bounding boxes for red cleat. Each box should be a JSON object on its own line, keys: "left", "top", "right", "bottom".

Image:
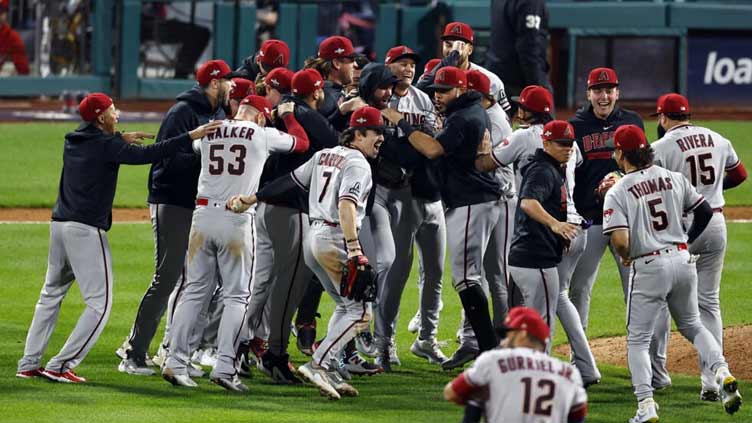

{"left": 16, "top": 368, "right": 44, "bottom": 379}
{"left": 41, "top": 369, "right": 87, "bottom": 383}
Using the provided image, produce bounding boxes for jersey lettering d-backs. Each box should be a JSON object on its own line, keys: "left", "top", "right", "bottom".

{"left": 388, "top": 85, "right": 439, "bottom": 136}
{"left": 465, "top": 347, "right": 587, "bottom": 423}
{"left": 653, "top": 124, "right": 741, "bottom": 209}
{"left": 292, "top": 145, "right": 372, "bottom": 227}
{"left": 195, "top": 120, "right": 297, "bottom": 204}
{"left": 603, "top": 165, "right": 705, "bottom": 258}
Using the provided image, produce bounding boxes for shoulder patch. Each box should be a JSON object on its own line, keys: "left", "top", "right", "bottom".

{"left": 603, "top": 208, "right": 614, "bottom": 224}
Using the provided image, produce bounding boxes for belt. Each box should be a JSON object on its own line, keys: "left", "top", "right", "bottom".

{"left": 713, "top": 207, "right": 723, "bottom": 213}
{"left": 637, "top": 243, "right": 687, "bottom": 259}
{"left": 311, "top": 219, "right": 339, "bottom": 227}
{"left": 196, "top": 198, "right": 227, "bottom": 209}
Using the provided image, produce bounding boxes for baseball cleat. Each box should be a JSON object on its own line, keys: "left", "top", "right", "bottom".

{"left": 210, "top": 374, "right": 249, "bottom": 392}
{"left": 628, "top": 398, "right": 659, "bottom": 423}
{"left": 407, "top": 310, "right": 421, "bottom": 334}
{"left": 115, "top": 337, "right": 129, "bottom": 360}
{"left": 375, "top": 347, "right": 392, "bottom": 373}
{"left": 441, "top": 344, "right": 479, "bottom": 371}
{"left": 298, "top": 361, "right": 340, "bottom": 401}
{"left": 700, "top": 389, "right": 720, "bottom": 402}
{"left": 355, "top": 331, "right": 377, "bottom": 357}
{"left": 326, "top": 370, "right": 359, "bottom": 397}
{"left": 118, "top": 357, "right": 156, "bottom": 376}
{"left": 249, "top": 337, "right": 268, "bottom": 364}
{"left": 191, "top": 349, "right": 204, "bottom": 365}
{"left": 296, "top": 324, "right": 316, "bottom": 356}
{"left": 161, "top": 367, "right": 197, "bottom": 388}
{"left": 188, "top": 363, "right": 205, "bottom": 378}
{"left": 583, "top": 378, "right": 601, "bottom": 390}
{"left": 387, "top": 338, "right": 401, "bottom": 365}
{"left": 718, "top": 374, "right": 742, "bottom": 415}
{"left": 199, "top": 348, "right": 218, "bottom": 368}
{"left": 260, "top": 352, "right": 302, "bottom": 384}
{"left": 16, "top": 368, "right": 44, "bottom": 379}
{"left": 41, "top": 369, "right": 86, "bottom": 383}
{"left": 345, "top": 352, "right": 384, "bottom": 376}
{"left": 410, "top": 338, "right": 448, "bottom": 364}
{"left": 330, "top": 356, "right": 352, "bottom": 380}
{"left": 151, "top": 344, "right": 167, "bottom": 368}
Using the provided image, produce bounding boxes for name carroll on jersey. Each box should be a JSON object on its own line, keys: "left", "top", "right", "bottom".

{"left": 318, "top": 151, "right": 346, "bottom": 169}
{"left": 496, "top": 354, "right": 575, "bottom": 381}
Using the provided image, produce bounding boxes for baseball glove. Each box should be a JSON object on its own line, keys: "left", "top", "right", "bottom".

{"left": 595, "top": 171, "right": 623, "bottom": 198}
{"left": 340, "top": 255, "right": 377, "bottom": 302}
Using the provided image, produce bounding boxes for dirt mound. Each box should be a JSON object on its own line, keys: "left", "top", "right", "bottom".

{"left": 554, "top": 325, "right": 752, "bottom": 381}
{"left": 0, "top": 208, "right": 149, "bottom": 222}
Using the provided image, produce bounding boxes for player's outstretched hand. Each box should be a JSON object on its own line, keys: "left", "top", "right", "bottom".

{"left": 226, "top": 194, "right": 257, "bottom": 213}
{"left": 477, "top": 129, "right": 492, "bottom": 155}
{"left": 339, "top": 96, "right": 366, "bottom": 114}
{"left": 121, "top": 131, "right": 155, "bottom": 145}
{"left": 381, "top": 108, "right": 403, "bottom": 125}
{"left": 277, "top": 102, "right": 295, "bottom": 116}
{"left": 551, "top": 221, "right": 579, "bottom": 241}
{"left": 189, "top": 120, "right": 223, "bottom": 140}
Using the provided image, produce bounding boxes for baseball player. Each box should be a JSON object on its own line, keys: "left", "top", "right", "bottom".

{"left": 651, "top": 93, "right": 747, "bottom": 400}
{"left": 383, "top": 66, "right": 500, "bottom": 363}
{"left": 229, "top": 106, "right": 386, "bottom": 400}
{"left": 234, "top": 39, "right": 290, "bottom": 82}
{"left": 16, "top": 94, "right": 221, "bottom": 382}
{"left": 262, "top": 67, "right": 294, "bottom": 107}
{"left": 417, "top": 22, "right": 511, "bottom": 113}
{"left": 230, "top": 78, "right": 256, "bottom": 116}
{"left": 117, "top": 60, "right": 235, "bottom": 376}
{"left": 444, "top": 307, "right": 588, "bottom": 423}
{"left": 603, "top": 124, "right": 741, "bottom": 421}
{"left": 373, "top": 46, "right": 447, "bottom": 370}
{"left": 161, "top": 96, "right": 310, "bottom": 391}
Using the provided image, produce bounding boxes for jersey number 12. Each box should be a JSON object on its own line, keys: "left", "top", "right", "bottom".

{"left": 521, "top": 377, "right": 555, "bottom": 417}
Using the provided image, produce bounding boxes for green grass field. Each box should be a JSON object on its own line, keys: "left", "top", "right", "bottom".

{"left": 0, "top": 120, "right": 751, "bottom": 207}
{"left": 1, "top": 222, "right": 751, "bottom": 422}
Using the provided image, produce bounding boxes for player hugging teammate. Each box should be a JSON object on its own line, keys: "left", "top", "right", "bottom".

{"left": 15, "top": 19, "right": 748, "bottom": 423}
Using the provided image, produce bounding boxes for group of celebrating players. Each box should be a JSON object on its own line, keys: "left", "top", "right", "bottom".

{"left": 15, "top": 19, "right": 748, "bottom": 423}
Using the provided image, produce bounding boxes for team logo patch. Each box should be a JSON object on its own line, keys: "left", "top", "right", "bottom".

{"left": 349, "top": 182, "right": 361, "bottom": 195}
{"left": 437, "top": 72, "right": 445, "bottom": 82}
{"left": 356, "top": 117, "right": 367, "bottom": 124}
{"left": 603, "top": 208, "right": 614, "bottom": 224}
{"left": 274, "top": 55, "right": 284, "bottom": 65}
{"left": 334, "top": 47, "right": 345, "bottom": 55}
{"left": 314, "top": 80, "right": 322, "bottom": 87}
{"left": 210, "top": 69, "right": 221, "bottom": 76}
{"left": 451, "top": 24, "right": 462, "bottom": 34}
{"left": 270, "top": 78, "right": 280, "bottom": 87}
{"left": 598, "top": 70, "right": 609, "bottom": 82}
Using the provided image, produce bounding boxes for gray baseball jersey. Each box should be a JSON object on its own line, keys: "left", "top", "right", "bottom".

{"left": 487, "top": 102, "right": 515, "bottom": 196}
{"left": 293, "top": 145, "right": 373, "bottom": 228}
{"left": 470, "top": 61, "right": 511, "bottom": 111}
{"left": 653, "top": 124, "right": 740, "bottom": 209}
{"left": 389, "top": 85, "right": 439, "bottom": 135}
{"left": 603, "top": 165, "right": 704, "bottom": 257}
{"left": 463, "top": 347, "right": 587, "bottom": 423}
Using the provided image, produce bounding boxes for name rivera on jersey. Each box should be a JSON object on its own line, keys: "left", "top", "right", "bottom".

{"left": 675, "top": 132, "right": 715, "bottom": 153}
{"left": 496, "top": 354, "right": 575, "bottom": 382}
{"left": 627, "top": 177, "right": 674, "bottom": 200}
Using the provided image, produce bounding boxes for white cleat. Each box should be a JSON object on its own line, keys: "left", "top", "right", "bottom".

{"left": 199, "top": 348, "right": 218, "bottom": 368}
{"left": 327, "top": 370, "right": 359, "bottom": 397}
{"left": 151, "top": 344, "right": 167, "bottom": 368}
{"left": 118, "top": 358, "right": 156, "bottom": 376}
{"left": 298, "top": 361, "right": 341, "bottom": 400}
{"left": 188, "top": 363, "right": 205, "bottom": 378}
{"left": 161, "top": 367, "right": 197, "bottom": 388}
{"left": 407, "top": 311, "right": 421, "bottom": 334}
{"left": 410, "top": 338, "right": 448, "bottom": 364}
{"left": 716, "top": 368, "right": 742, "bottom": 415}
{"left": 628, "top": 398, "right": 659, "bottom": 423}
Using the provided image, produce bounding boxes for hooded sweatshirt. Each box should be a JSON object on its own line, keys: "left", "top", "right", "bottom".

{"left": 147, "top": 87, "right": 226, "bottom": 209}
{"left": 53, "top": 123, "right": 190, "bottom": 231}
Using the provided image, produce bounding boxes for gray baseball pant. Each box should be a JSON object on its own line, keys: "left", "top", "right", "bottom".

{"left": 375, "top": 185, "right": 445, "bottom": 344}
{"left": 18, "top": 221, "right": 113, "bottom": 374}
{"left": 508, "top": 266, "right": 559, "bottom": 347}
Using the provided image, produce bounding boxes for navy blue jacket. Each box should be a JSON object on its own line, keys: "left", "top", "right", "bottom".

{"left": 147, "top": 87, "right": 225, "bottom": 209}
{"left": 570, "top": 104, "right": 643, "bottom": 222}
{"left": 53, "top": 122, "right": 190, "bottom": 231}
{"left": 436, "top": 91, "right": 501, "bottom": 208}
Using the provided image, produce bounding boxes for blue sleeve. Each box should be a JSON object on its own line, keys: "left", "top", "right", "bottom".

{"left": 105, "top": 133, "right": 190, "bottom": 165}
{"left": 519, "top": 164, "right": 555, "bottom": 203}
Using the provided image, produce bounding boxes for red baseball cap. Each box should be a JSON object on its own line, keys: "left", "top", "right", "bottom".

{"left": 257, "top": 39, "right": 290, "bottom": 68}
{"left": 429, "top": 67, "right": 467, "bottom": 90}
{"left": 230, "top": 78, "right": 255, "bottom": 100}
{"left": 384, "top": 45, "right": 420, "bottom": 65}
{"left": 651, "top": 93, "right": 690, "bottom": 116}
{"left": 0, "top": 0, "right": 8, "bottom": 11}
{"left": 465, "top": 70, "right": 492, "bottom": 98}
{"left": 441, "top": 21, "right": 474, "bottom": 44}
{"left": 318, "top": 36, "right": 356, "bottom": 60}
{"left": 504, "top": 307, "right": 550, "bottom": 344}
{"left": 265, "top": 67, "right": 294, "bottom": 93}
{"left": 196, "top": 59, "right": 235, "bottom": 85}
{"left": 542, "top": 120, "right": 576, "bottom": 143}
{"left": 240, "top": 95, "right": 272, "bottom": 119}
{"left": 423, "top": 58, "right": 441, "bottom": 76}
{"left": 614, "top": 124, "right": 648, "bottom": 151}
{"left": 78, "top": 93, "right": 113, "bottom": 122}
{"left": 349, "top": 106, "right": 385, "bottom": 130}
{"left": 587, "top": 67, "right": 619, "bottom": 89}
{"left": 515, "top": 85, "right": 553, "bottom": 114}
{"left": 292, "top": 68, "right": 324, "bottom": 96}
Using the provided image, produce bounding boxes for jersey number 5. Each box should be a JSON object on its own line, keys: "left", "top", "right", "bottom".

{"left": 521, "top": 377, "right": 555, "bottom": 417}
{"left": 686, "top": 153, "right": 715, "bottom": 186}
{"left": 209, "top": 144, "right": 247, "bottom": 175}
{"left": 648, "top": 198, "right": 668, "bottom": 231}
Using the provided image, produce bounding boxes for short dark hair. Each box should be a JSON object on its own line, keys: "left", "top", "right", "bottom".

{"left": 664, "top": 112, "right": 691, "bottom": 121}
{"left": 528, "top": 111, "right": 553, "bottom": 126}
{"left": 623, "top": 145, "right": 655, "bottom": 168}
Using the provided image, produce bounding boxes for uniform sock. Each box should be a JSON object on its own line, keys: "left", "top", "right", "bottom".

{"left": 458, "top": 285, "right": 497, "bottom": 352}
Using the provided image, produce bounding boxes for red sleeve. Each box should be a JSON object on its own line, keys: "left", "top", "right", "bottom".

{"left": 568, "top": 402, "right": 588, "bottom": 423}
{"left": 282, "top": 113, "right": 310, "bottom": 154}
{"left": 450, "top": 373, "right": 479, "bottom": 404}
{"left": 5, "top": 29, "right": 30, "bottom": 75}
{"left": 725, "top": 162, "right": 747, "bottom": 189}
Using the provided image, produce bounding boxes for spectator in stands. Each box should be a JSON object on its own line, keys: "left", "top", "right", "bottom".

{"left": 485, "top": 0, "right": 552, "bottom": 114}
{"left": 141, "top": 2, "right": 211, "bottom": 79}
{"left": 0, "top": 0, "right": 30, "bottom": 75}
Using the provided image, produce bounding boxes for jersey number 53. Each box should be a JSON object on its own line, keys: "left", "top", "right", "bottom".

{"left": 208, "top": 144, "right": 247, "bottom": 175}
